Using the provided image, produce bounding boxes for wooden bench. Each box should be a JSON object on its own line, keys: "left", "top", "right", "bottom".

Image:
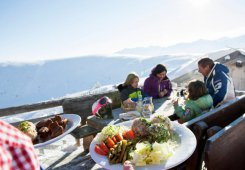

{"left": 70, "top": 124, "right": 99, "bottom": 148}
{"left": 171, "top": 95, "right": 245, "bottom": 170}
{"left": 204, "top": 114, "right": 245, "bottom": 170}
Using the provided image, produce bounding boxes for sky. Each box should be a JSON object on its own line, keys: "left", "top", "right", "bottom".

{"left": 0, "top": 0, "right": 245, "bottom": 62}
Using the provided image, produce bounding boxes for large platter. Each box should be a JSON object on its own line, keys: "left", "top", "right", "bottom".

{"left": 90, "top": 120, "right": 196, "bottom": 170}
{"left": 34, "top": 114, "right": 81, "bottom": 148}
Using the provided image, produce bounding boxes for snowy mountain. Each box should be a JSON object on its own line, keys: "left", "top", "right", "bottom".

{"left": 1, "top": 35, "right": 244, "bottom": 109}
{"left": 116, "top": 35, "right": 245, "bottom": 56}
{"left": 0, "top": 54, "right": 199, "bottom": 108}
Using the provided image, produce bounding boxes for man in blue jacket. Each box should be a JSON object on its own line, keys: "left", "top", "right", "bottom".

{"left": 198, "top": 58, "right": 236, "bottom": 107}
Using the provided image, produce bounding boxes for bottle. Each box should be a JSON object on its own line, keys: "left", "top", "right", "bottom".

{"left": 149, "top": 97, "right": 154, "bottom": 113}
{"left": 142, "top": 103, "right": 151, "bottom": 118}
{"left": 136, "top": 94, "right": 143, "bottom": 114}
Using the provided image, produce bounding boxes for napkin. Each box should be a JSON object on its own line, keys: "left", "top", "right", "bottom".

{"left": 119, "top": 111, "right": 141, "bottom": 120}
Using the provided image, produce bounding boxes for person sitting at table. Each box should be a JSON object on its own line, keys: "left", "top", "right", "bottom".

{"left": 117, "top": 72, "right": 146, "bottom": 111}
{"left": 143, "top": 64, "right": 172, "bottom": 99}
{"left": 0, "top": 119, "right": 41, "bottom": 170}
{"left": 198, "top": 57, "right": 236, "bottom": 107}
{"left": 172, "top": 79, "right": 213, "bottom": 123}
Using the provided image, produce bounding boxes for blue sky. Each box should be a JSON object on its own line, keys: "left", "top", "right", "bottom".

{"left": 0, "top": 0, "right": 245, "bottom": 62}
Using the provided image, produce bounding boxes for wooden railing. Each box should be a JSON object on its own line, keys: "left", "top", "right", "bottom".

{"left": 0, "top": 88, "right": 121, "bottom": 125}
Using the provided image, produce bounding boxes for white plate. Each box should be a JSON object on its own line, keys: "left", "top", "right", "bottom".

{"left": 90, "top": 120, "right": 196, "bottom": 170}
{"left": 34, "top": 114, "right": 81, "bottom": 148}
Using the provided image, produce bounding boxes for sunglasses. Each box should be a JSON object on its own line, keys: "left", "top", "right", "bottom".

{"left": 92, "top": 96, "right": 111, "bottom": 116}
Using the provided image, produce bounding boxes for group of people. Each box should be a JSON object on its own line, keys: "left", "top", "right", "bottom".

{"left": 118, "top": 58, "right": 236, "bottom": 123}
{"left": 117, "top": 64, "right": 172, "bottom": 110}
{"left": 0, "top": 57, "right": 236, "bottom": 169}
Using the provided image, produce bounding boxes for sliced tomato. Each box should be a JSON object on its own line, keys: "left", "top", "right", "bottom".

{"left": 112, "top": 136, "right": 117, "bottom": 143}
{"left": 115, "top": 133, "right": 123, "bottom": 141}
{"left": 100, "top": 141, "right": 109, "bottom": 153}
{"left": 106, "top": 137, "right": 115, "bottom": 148}
{"left": 126, "top": 129, "right": 135, "bottom": 139}
{"left": 122, "top": 131, "right": 127, "bottom": 139}
{"left": 95, "top": 144, "right": 107, "bottom": 156}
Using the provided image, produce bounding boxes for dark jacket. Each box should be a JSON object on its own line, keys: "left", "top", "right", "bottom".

{"left": 143, "top": 73, "right": 172, "bottom": 99}
{"left": 117, "top": 84, "right": 145, "bottom": 102}
{"left": 204, "top": 63, "right": 235, "bottom": 107}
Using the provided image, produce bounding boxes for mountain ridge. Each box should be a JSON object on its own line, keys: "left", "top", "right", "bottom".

{"left": 115, "top": 35, "right": 245, "bottom": 56}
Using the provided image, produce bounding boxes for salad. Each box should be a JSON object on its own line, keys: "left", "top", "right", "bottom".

{"left": 93, "top": 114, "right": 179, "bottom": 166}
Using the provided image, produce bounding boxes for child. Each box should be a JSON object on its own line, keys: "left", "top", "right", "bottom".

{"left": 118, "top": 72, "right": 145, "bottom": 111}
{"left": 173, "top": 80, "right": 213, "bottom": 123}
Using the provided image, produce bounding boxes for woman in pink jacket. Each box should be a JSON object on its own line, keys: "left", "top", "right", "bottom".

{"left": 143, "top": 64, "right": 172, "bottom": 99}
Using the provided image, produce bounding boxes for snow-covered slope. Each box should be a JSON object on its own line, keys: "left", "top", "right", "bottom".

{"left": 116, "top": 35, "right": 245, "bottom": 56}
{"left": 0, "top": 54, "right": 200, "bottom": 108}
{"left": 0, "top": 47, "right": 242, "bottom": 108}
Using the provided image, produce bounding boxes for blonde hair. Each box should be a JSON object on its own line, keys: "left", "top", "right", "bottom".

{"left": 123, "top": 72, "right": 139, "bottom": 86}
{"left": 187, "top": 79, "right": 208, "bottom": 100}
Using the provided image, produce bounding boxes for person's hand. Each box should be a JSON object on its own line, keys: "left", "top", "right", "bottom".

{"left": 123, "top": 160, "right": 135, "bottom": 170}
{"left": 123, "top": 99, "right": 136, "bottom": 111}
{"left": 159, "top": 89, "right": 168, "bottom": 97}
{"left": 127, "top": 99, "right": 136, "bottom": 106}
{"left": 172, "top": 98, "right": 179, "bottom": 107}
{"left": 163, "top": 89, "right": 168, "bottom": 96}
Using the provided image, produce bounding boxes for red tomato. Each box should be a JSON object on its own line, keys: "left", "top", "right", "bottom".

{"left": 95, "top": 144, "right": 107, "bottom": 156}
{"left": 122, "top": 131, "right": 127, "bottom": 139}
{"left": 115, "top": 133, "right": 123, "bottom": 141}
{"left": 126, "top": 129, "right": 135, "bottom": 139}
{"left": 100, "top": 141, "right": 109, "bottom": 153}
{"left": 106, "top": 137, "right": 115, "bottom": 148}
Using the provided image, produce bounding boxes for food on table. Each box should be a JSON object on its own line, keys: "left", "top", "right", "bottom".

{"left": 95, "top": 144, "right": 108, "bottom": 156}
{"left": 18, "top": 121, "right": 37, "bottom": 142}
{"left": 123, "top": 129, "right": 135, "bottom": 140}
{"left": 130, "top": 141, "right": 176, "bottom": 166}
{"left": 150, "top": 114, "right": 172, "bottom": 131}
{"left": 38, "top": 127, "right": 50, "bottom": 140}
{"left": 36, "top": 119, "right": 53, "bottom": 130}
{"left": 18, "top": 115, "right": 68, "bottom": 144}
{"left": 131, "top": 118, "right": 151, "bottom": 137}
{"left": 97, "top": 124, "right": 129, "bottom": 142}
{"left": 49, "top": 121, "right": 64, "bottom": 138}
{"left": 147, "top": 123, "right": 171, "bottom": 142}
{"left": 93, "top": 114, "right": 179, "bottom": 167}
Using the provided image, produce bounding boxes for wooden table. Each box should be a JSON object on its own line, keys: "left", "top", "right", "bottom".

{"left": 86, "top": 97, "right": 175, "bottom": 131}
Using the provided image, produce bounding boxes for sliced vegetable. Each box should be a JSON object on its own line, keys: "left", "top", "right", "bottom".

{"left": 119, "top": 140, "right": 127, "bottom": 162}
{"left": 100, "top": 141, "right": 109, "bottom": 153}
{"left": 122, "top": 131, "right": 127, "bottom": 139}
{"left": 115, "top": 133, "right": 123, "bottom": 141}
{"left": 95, "top": 144, "right": 107, "bottom": 156}
{"left": 126, "top": 129, "right": 135, "bottom": 139}
{"left": 106, "top": 137, "right": 115, "bottom": 148}
{"left": 112, "top": 136, "right": 117, "bottom": 143}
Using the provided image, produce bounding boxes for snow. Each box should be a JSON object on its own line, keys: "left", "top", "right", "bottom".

{"left": 0, "top": 47, "right": 242, "bottom": 109}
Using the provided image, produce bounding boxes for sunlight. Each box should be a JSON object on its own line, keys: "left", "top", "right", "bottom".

{"left": 187, "top": 0, "right": 211, "bottom": 8}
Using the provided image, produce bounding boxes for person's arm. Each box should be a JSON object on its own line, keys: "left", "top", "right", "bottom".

{"left": 165, "top": 80, "right": 172, "bottom": 96}
{"left": 120, "top": 90, "right": 136, "bottom": 111}
{"left": 174, "top": 104, "right": 195, "bottom": 122}
{"left": 212, "top": 71, "right": 229, "bottom": 107}
{"left": 120, "top": 89, "right": 130, "bottom": 102}
{"left": 143, "top": 78, "right": 158, "bottom": 98}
